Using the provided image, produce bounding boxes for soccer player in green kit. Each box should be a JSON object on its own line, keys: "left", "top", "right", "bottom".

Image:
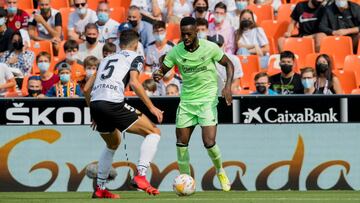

{"left": 153, "top": 16, "right": 234, "bottom": 191}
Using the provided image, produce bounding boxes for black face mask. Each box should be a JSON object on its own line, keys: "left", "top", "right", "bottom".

{"left": 195, "top": 7, "right": 207, "bottom": 13}
{"left": 12, "top": 41, "right": 23, "bottom": 50}
{"left": 128, "top": 20, "right": 138, "bottom": 28}
{"left": 311, "top": 0, "right": 321, "bottom": 7}
{"left": 40, "top": 7, "right": 51, "bottom": 14}
{"left": 28, "top": 89, "right": 42, "bottom": 97}
{"left": 280, "top": 63, "right": 293, "bottom": 74}
{"left": 256, "top": 85, "right": 267, "bottom": 94}
{"left": 86, "top": 36, "right": 97, "bottom": 45}
{"left": 316, "top": 63, "right": 328, "bottom": 74}
{"left": 240, "top": 20, "right": 252, "bottom": 29}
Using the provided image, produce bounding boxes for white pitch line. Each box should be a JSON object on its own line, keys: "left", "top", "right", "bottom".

{"left": 145, "top": 198, "right": 360, "bottom": 201}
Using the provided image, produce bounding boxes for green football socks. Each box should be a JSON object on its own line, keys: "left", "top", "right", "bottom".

{"left": 207, "top": 144, "right": 223, "bottom": 173}
{"left": 176, "top": 144, "right": 191, "bottom": 175}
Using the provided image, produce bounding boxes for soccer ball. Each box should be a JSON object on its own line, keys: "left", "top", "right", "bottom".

{"left": 173, "top": 174, "right": 196, "bottom": 196}
{"left": 85, "top": 163, "right": 117, "bottom": 181}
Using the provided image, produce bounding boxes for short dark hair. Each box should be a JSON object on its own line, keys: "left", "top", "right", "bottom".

{"left": 103, "top": 42, "right": 116, "bottom": 54}
{"left": 180, "top": 16, "right": 197, "bottom": 27}
{"left": 214, "top": 2, "right": 227, "bottom": 12}
{"left": 153, "top": 20, "right": 166, "bottom": 30}
{"left": 196, "top": 18, "right": 208, "bottom": 28}
{"left": 254, "top": 72, "right": 269, "bottom": 81}
{"left": 64, "top": 40, "right": 79, "bottom": 52}
{"left": 36, "top": 51, "right": 51, "bottom": 63}
{"left": 193, "top": 0, "right": 209, "bottom": 10}
{"left": 85, "top": 23, "right": 98, "bottom": 33}
{"left": 120, "top": 29, "right": 139, "bottom": 47}
{"left": 28, "top": 75, "right": 41, "bottom": 82}
{"left": 280, "top": 51, "right": 295, "bottom": 61}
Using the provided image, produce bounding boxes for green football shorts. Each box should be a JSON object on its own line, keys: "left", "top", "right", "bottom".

{"left": 176, "top": 100, "right": 218, "bottom": 128}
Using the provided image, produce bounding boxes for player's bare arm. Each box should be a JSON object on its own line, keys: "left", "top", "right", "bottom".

{"left": 218, "top": 54, "right": 234, "bottom": 106}
{"left": 129, "top": 71, "right": 164, "bottom": 123}
{"left": 84, "top": 73, "right": 97, "bottom": 107}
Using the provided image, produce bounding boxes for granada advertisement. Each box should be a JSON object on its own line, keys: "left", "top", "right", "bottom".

{"left": 0, "top": 124, "right": 359, "bottom": 191}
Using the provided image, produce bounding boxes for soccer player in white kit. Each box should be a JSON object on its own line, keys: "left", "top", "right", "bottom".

{"left": 84, "top": 29, "right": 163, "bottom": 199}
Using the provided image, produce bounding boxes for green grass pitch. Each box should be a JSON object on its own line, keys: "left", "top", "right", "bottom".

{"left": 0, "top": 191, "right": 359, "bottom": 203}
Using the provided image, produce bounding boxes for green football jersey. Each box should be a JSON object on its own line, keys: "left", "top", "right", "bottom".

{"left": 164, "top": 39, "right": 224, "bottom": 102}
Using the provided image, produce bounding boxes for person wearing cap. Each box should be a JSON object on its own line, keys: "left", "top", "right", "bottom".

{"left": 46, "top": 62, "right": 83, "bottom": 97}
{"left": 27, "top": 75, "right": 44, "bottom": 98}
{"left": 114, "top": 22, "right": 145, "bottom": 57}
{"left": 208, "top": 34, "right": 243, "bottom": 94}
{"left": 0, "top": 7, "right": 14, "bottom": 54}
{"left": 5, "top": 0, "right": 30, "bottom": 32}
{"left": 95, "top": 1, "right": 119, "bottom": 43}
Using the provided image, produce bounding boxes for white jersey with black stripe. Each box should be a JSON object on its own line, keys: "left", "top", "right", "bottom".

{"left": 90, "top": 50, "right": 144, "bottom": 103}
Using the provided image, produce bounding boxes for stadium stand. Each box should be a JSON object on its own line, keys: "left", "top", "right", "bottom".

{"left": 320, "top": 36, "right": 353, "bottom": 70}
{"left": 283, "top": 37, "right": 315, "bottom": 69}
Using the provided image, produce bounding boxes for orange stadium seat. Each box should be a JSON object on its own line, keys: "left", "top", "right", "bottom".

{"left": 277, "top": 4, "right": 295, "bottom": 23}
{"left": 109, "top": 7, "right": 127, "bottom": 23}
{"left": 351, "top": 88, "right": 360, "bottom": 94}
{"left": 117, "top": 0, "right": 132, "bottom": 9}
{"left": 267, "top": 36, "right": 276, "bottom": 54}
{"left": 59, "top": 7, "right": 75, "bottom": 40}
{"left": 283, "top": 37, "right": 315, "bottom": 69}
{"left": 232, "top": 89, "right": 252, "bottom": 95}
{"left": 344, "top": 55, "right": 360, "bottom": 87}
{"left": 18, "top": 0, "right": 33, "bottom": 9}
{"left": 21, "top": 76, "right": 30, "bottom": 96}
{"left": 260, "top": 20, "right": 288, "bottom": 52}
{"left": 238, "top": 55, "right": 261, "bottom": 89}
{"left": 87, "top": 0, "right": 100, "bottom": 10}
{"left": 333, "top": 70, "right": 357, "bottom": 94}
{"left": 50, "top": 0, "right": 70, "bottom": 9}
{"left": 25, "top": 9, "right": 35, "bottom": 15}
{"left": 305, "top": 53, "right": 319, "bottom": 68}
{"left": 166, "top": 23, "right": 181, "bottom": 41}
{"left": 30, "top": 40, "right": 54, "bottom": 58}
{"left": 290, "top": 0, "right": 307, "bottom": 3}
{"left": 358, "top": 41, "right": 360, "bottom": 55}
{"left": 247, "top": 4, "right": 274, "bottom": 24}
{"left": 320, "top": 36, "right": 353, "bottom": 70}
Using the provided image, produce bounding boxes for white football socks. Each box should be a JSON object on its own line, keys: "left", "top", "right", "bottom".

{"left": 137, "top": 134, "right": 161, "bottom": 176}
{"left": 97, "top": 147, "right": 115, "bottom": 189}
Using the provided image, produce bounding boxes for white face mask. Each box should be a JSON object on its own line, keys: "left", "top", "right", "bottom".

{"left": 66, "top": 53, "right": 77, "bottom": 62}
{"left": 77, "top": 7, "right": 87, "bottom": 16}
{"left": 214, "top": 15, "right": 225, "bottom": 24}
{"left": 86, "top": 69, "right": 96, "bottom": 79}
{"left": 335, "top": 0, "right": 348, "bottom": 8}
{"left": 0, "top": 17, "right": 6, "bottom": 26}
{"left": 197, "top": 31, "right": 207, "bottom": 39}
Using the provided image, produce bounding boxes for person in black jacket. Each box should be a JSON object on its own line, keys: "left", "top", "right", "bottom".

{"left": 319, "top": 0, "right": 360, "bottom": 53}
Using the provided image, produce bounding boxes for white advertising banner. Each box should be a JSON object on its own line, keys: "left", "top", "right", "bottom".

{"left": 0, "top": 124, "right": 359, "bottom": 192}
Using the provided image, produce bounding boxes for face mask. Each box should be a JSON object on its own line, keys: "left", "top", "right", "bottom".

{"left": 0, "top": 17, "right": 6, "bottom": 26}
{"left": 66, "top": 53, "right": 76, "bottom": 62}
{"left": 316, "top": 63, "right": 328, "bottom": 74}
{"left": 60, "top": 74, "right": 70, "bottom": 83}
{"left": 335, "top": 0, "right": 348, "bottom": 8}
{"left": 256, "top": 85, "right": 267, "bottom": 94}
{"left": 197, "top": 31, "right": 207, "bottom": 39}
{"left": 240, "top": 19, "right": 253, "bottom": 29}
{"left": 76, "top": 7, "right": 87, "bottom": 16}
{"left": 195, "top": 6, "right": 207, "bottom": 13}
{"left": 145, "top": 90, "right": 154, "bottom": 96}
{"left": 97, "top": 12, "right": 109, "bottom": 23}
{"left": 214, "top": 15, "right": 225, "bottom": 24}
{"left": 236, "top": 2, "right": 248, "bottom": 11}
{"left": 311, "top": 0, "right": 321, "bottom": 7}
{"left": 154, "top": 33, "right": 166, "bottom": 42}
{"left": 86, "top": 69, "right": 96, "bottom": 79}
{"left": 280, "top": 63, "right": 293, "bottom": 74}
{"left": 12, "top": 41, "right": 23, "bottom": 50}
{"left": 7, "top": 6, "right": 17, "bottom": 14}
{"left": 86, "top": 36, "right": 97, "bottom": 45}
{"left": 40, "top": 7, "right": 51, "bottom": 14}
{"left": 301, "top": 78, "right": 315, "bottom": 89}
{"left": 38, "top": 62, "right": 50, "bottom": 73}
{"left": 128, "top": 20, "right": 138, "bottom": 28}
{"left": 28, "top": 89, "right": 42, "bottom": 97}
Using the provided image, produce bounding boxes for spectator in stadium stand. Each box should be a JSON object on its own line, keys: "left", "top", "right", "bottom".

{"left": 254, "top": 0, "right": 282, "bottom": 13}
{"left": 145, "top": 20, "right": 174, "bottom": 73}
{"left": 36, "top": 51, "right": 59, "bottom": 94}
{"left": 207, "top": 34, "right": 244, "bottom": 94}
{"left": 319, "top": 0, "right": 360, "bottom": 54}
{"left": 113, "top": 22, "right": 145, "bottom": 57}
{"left": 0, "top": 31, "right": 34, "bottom": 78}
{"left": 0, "top": 7, "right": 14, "bottom": 54}
{"left": 5, "top": 0, "right": 30, "bottom": 32}
{"left": 301, "top": 67, "right": 317, "bottom": 94}
{"left": 77, "top": 23, "right": 104, "bottom": 61}
{"left": 231, "top": 0, "right": 251, "bottom": 30}
{"left": 196, "top": 17, "right": 210, "bottom": 39}
{"left": 130, "top": 0, "right": 164, "bottom": 22}
{"left": 269, "top": 51, "right": 303, "bottom": 94}
{"left": 314, "top": 54, "right": 343, "bottom": 94}
{"left": 166, "top": 83, "right": 180, "bottom": 96}
{"left": 102, "top": 42, "right": 116, "bottom": 58}
{"left": 95, "top": 1, "right": 119, "bottom": 43}
{"left": 252, "top": 72, "right": 278, "bottom": 95}
{"left": 0, "top": 62, "right": 15, "bottom": 96}
{"left": 127, "top": 5, "right": 155, "bottom": 49}
{"left": 278, "top": 0, "right": 325, "bottom": 53}
{"left": 192, "top": 0, "right": 215, "bottom": 24}
{"left": 28, "top": 0, "right": 63, "bottom": 55}
{"left": 46, "top": 62, "right": 83, "bottom": 97}
{"left": 208, "top": 0, "right": 236, "bottom": 14}
{"left": 208, "top": 2, "right": 235, "bottom": 54}
{"left": 27, "top": 75, "right": 44, "bottom": 97}
{"left": 142, "top": 78, "right": 158, "bottom": 96}
{"left": 167, "top": 0, "right": 192, "bottom": 23}
{"left": 235, "top": 9, "right": 269, "bottom": 69}
{"left": 80, "top": 55, "right": 99, "bottom": 90}
{"left": 55, "top": 39, "right": 86, "bottom": 82}
{"left": 68, "top": 0, "right": 98, "bottom": 44}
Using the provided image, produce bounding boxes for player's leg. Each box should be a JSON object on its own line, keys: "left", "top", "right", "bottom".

{"left": 176, "top": 126, "right": 195, "bottom": 175}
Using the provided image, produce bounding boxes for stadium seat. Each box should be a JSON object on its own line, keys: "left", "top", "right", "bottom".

{"left": 30, "top": 40, "right": 54, "bottom": 59}
{"left": 5, "top": 86, "right": 19, "bottom": 97}
{"left": 333, "top": 70, "right": 357, "bottom": 94}
{"left": 139, "top": 72, "right": 151, "bottom": 84}
{"left": 57, "top": 40, "right": 67, "bottom": 59}
{"left": 305, "top": 53, "right": 319, "bottom": 68}
{"left": 267, "top": 35, "right": 276, "bottom": 54}
{"left": 87, "top": 0, "right": 99, "bottom": 10}
{"left": 166, "top": 23, "right": 181, "bottom": 41}
{"left": 238, "top": 55, "right": 261, "bottom": 89}
{"left": 232, "top": 89, "right": 252, "bottom": 95}
{"left": 260, "top": 20, "right": 289, "bottom": 43}
{"left": 290, "top": 0, "right": 307, "bottom": 3}
{"left": 247, "top": 4, "right": 274, "bottom": 24}
{"left": 21, "top": 76, "right": 29, "bottom": 96}
{"left": 277, "top": 4, "right": 296, "bottom": 23}
{"left": 344, "top": 55, "right": 360, "bottom": 87}
{"left": 50, "top": 0, "right": 70, "bottom": 9}
{"left": 283, "top": 37, "right": 315, "bottom": 69}
{"left": 320, "top": 36, "right": 353, "bottom": 69}
{"left": 117, "top": 0, "right": 132, "bottom": 9}
{"left": 109, "top": 7, "right": 127, "bottom": 23}
{"left": 267, "top": 54, "right": 300, "bottom": 75}
{"left": 18, "top": 0, "right": 33, "bottom": 9}
{"left": 351, "top": 88, "right": 360, "bottom": 94}
{"left": 59, "top": 7, "right": 75, "bottom": 40}
{"left": 25, "top": 9, "right": 35, "bottom": 15}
